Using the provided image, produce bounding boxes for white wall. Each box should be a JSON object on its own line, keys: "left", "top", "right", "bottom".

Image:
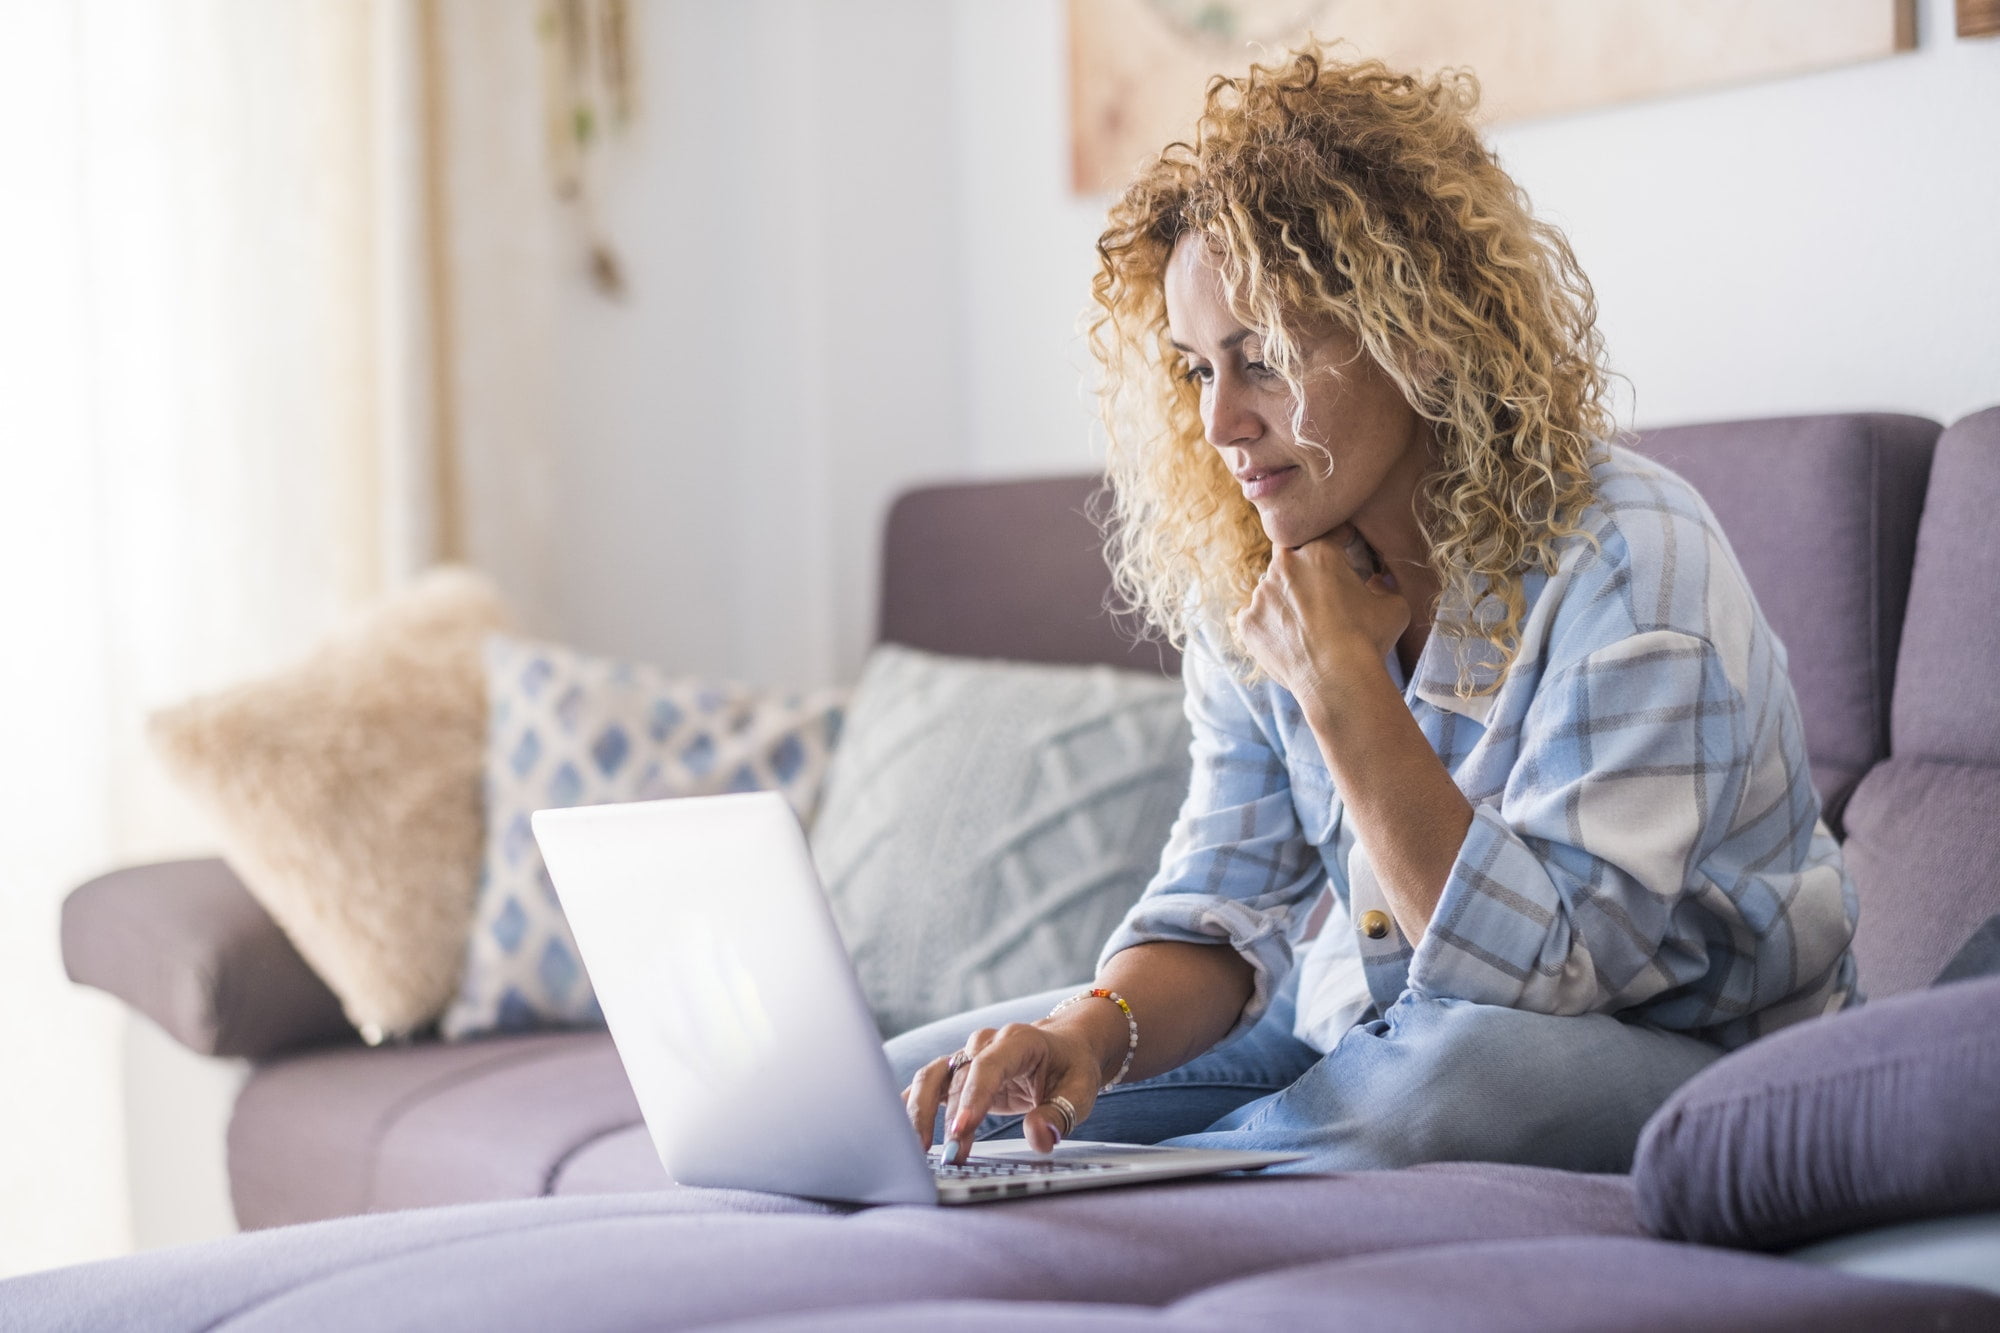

{"left": 537, "top": 0, "right": 1999, "bottom": 688}
{"left": 1484, "top": 0, "right": 2000, "bottom": 431}
{"left": 547, "top": 0, "right": 968, "bottom": 689}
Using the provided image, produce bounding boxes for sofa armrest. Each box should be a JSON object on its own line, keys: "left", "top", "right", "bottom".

{"left": 62, "top": 858, "right": 358, "bottom": 1060}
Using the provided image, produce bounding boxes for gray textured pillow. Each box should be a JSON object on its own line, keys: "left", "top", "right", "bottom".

{"left": 809, "top": 644, "right": 1192, "bottom": 1037}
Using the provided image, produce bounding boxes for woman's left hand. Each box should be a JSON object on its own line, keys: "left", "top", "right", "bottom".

{"left": 1234, "top": 523, "right": 1409, "bottom": 702}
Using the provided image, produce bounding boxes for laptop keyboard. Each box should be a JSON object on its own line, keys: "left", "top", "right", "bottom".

{"left": 932, "top": 1157, "right": 1119, "bottom": 1179}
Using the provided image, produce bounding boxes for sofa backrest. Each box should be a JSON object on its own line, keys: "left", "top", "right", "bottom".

{"left": 1633, "top": 414, "right": 1938, "bottom": 825}
{"left": 1839, "top": 406, "right": 2000, "bottom": 997}
{"left": 882, "top": 415, "right": 1938, "bottom": 831}
{"left": 879, "top": 474, "right": 1179, "bottom": 675}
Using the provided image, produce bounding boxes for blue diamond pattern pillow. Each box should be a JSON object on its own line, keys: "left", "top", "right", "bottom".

{"left": 440, "top": 635, "right": 846, "bottom": 1039}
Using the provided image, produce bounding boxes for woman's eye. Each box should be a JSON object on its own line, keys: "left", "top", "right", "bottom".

{"left": 1245, "top": 360, "right": 1278, "bottom": 378}
{"left": 1179, "top": 364, "right": 1213, "bottom": 385}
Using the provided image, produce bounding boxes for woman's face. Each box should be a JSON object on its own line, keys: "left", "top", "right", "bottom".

{"left": 1163, "top": 233, "right": 1434, "bottom": 552}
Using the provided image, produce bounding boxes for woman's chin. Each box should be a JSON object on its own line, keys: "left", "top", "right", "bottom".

{"left": 1262, "top": 524, "right": 1307, "bottom": 551}
{"left": 1256, "top": 506, "right": 1299, "bottom": 546}
{"left": 1261, "top": 512, "right": 1341, "bottom": 551}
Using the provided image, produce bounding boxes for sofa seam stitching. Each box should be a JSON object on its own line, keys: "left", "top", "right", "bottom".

{"left": 538, "top": 1117, "right": 647, "bottom": 1197}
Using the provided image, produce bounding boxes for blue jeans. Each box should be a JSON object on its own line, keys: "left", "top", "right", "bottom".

{"left": 884, "top": 970, "right": 1723, "bottom": 1174}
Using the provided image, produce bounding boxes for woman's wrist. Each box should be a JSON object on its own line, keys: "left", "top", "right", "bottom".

{"left": 1298, "top": 643, "right": 1398, "bottom": 732}
{"left": 1048, "top": 988, "right": 1139, "bottom": 1089}
{"left": 1035, "top": 995, "right": 1130, "bottom": 1088}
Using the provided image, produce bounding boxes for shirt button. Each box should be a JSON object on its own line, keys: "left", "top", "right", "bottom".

{"left": 1359, "top": 910, "right": 1392, "bottom": 940}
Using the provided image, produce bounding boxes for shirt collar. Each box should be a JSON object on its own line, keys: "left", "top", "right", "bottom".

{"left": 1405, "top": 634, "right": 1505, "bottom": 725}
{"left": 1387, "top": 572, "right": 1535, "bottom": 727}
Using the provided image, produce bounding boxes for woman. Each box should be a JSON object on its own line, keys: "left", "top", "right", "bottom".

{"left": 891, "top": 46, "right": 1858, "bottom": 1174}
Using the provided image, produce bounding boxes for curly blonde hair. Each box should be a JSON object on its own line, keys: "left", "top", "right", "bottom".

{"left": 1089, "top": 43, "right": 1616, "bottom": 696}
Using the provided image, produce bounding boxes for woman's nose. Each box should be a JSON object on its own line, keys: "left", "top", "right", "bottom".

{"left": 1204, "top": 378, "right": 1261, "bottom": 450}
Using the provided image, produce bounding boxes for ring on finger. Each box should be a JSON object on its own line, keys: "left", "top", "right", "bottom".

{"left": 1046, "top": 1094, "right": 1078, "bottom": 1138}
{"left": 946, "top": 1048, "right": 972, "bottom": 1078}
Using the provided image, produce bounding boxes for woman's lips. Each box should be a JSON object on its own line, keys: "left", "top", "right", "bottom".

{"left": 1240, "top": 465, "right": 1298, "bottom": 500}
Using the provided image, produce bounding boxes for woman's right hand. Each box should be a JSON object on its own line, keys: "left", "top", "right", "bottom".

{"left": 903, "top": 1020, "right": 1104, "bottom": 1164}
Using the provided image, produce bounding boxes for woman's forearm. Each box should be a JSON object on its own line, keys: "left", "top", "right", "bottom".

{"left": 1038, "top": 939, "right": 1255, "bottom": 1086}
{"left": 1302, "top": 653, "right": 1473, "bottom": 941}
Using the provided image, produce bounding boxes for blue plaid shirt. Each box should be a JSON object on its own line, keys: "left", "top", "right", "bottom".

{"left": 1101, "top": 444, "right": 1860, "bottom": 1052}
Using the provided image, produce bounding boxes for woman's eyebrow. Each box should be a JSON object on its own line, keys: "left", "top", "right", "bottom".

{"left": 1169, "top": 329, "right": 1254, "bottom": 355}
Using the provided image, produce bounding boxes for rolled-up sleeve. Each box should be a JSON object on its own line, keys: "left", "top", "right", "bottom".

{"left": 1098, "top": 632, "right": 1327, "bottom": 1040}
{"left": 1409, "top": 629, "right": 1758, "bottom": 1016}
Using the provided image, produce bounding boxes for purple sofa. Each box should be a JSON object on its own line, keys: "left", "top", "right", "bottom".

{"left": 22, "top": 409, "right": 2000, "bottom": 1329}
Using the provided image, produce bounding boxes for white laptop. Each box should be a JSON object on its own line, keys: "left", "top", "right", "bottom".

{"left": 531, "top": 790, "right": 1304, "bottom": 1205}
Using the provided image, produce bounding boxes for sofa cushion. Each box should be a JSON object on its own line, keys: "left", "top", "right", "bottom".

{"left": 1840, "top": 758, "right": 2000, "bottom": 997}
{"left": 0, "top": 1193, "right": 839, "bottom": 1333}
{"left": 1632, "top": 973, "right": 2000, "bottom": 1250}
{"left": 228, "top": 1030, "right": 650, "bottom": 1228}
{"left": 1633, "top": 413, "right": 1937, "bottom": 824}
{"left": 443, "top": 635, "right": 847, "bottom": 1039}
{"left": 1162, "top": 1235, "right": 2000, "bottom": 1333}
{"left": 1880, "top": 407, "right": 2000, "bottom": 764}
{"left": 12, "top": 1169, "right": 1995, "bottom": 1332}
{"left": 1841, "top": 408, "right": 2000, "bottom": 996}
{"left": 808, "top": 644, "right": 1191, "bottom": 1037}
{"left": 1, "top": 1164, "right": 1645, "bottom": 1331}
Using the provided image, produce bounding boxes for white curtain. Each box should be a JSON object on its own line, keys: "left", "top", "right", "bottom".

{"left": 0, "top": 0, "right": 451, "bottom": 1276}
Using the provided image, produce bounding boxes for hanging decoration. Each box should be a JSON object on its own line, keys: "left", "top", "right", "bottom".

{"left": 538, "top": 0, "right": 637, "bottom": 298}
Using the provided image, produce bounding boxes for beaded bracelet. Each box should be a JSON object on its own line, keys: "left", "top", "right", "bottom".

{"left": 1048, "top": 988, "right": 1138, "bottom": 1092}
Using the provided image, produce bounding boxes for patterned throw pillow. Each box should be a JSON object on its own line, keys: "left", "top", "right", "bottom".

{"left": 808, "top": 643, "right": 1193, "bottom": 1038}
{"left": 441, "top": 635, "right": 846, "bottom": 1039}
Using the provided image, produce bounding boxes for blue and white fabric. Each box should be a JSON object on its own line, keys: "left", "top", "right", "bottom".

{"left": 441, "top": 635, "right": 846, "bottom": 1039}
{"left": 1100, "top": 443, "right": 1860, "bottom": 1052}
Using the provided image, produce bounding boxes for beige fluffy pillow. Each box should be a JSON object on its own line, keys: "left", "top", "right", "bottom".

{"left": 148, "top": 567, "right": 510, "bottom": 1042}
